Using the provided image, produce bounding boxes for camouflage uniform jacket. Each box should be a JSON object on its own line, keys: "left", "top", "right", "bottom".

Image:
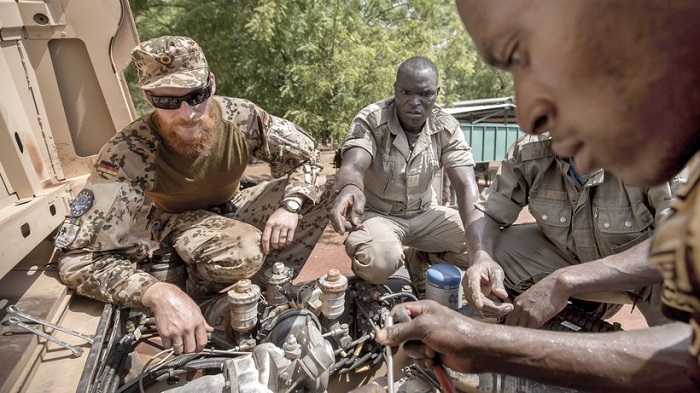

{"left": 649, "top": 151, "right": 700, "bottom": 383}
{"left": 57, "top": 96, "right": 321, "bottom": 307}
{"left": 476, "top": 134, "right": 675, "bottom": 263}
{"left": 341, "top": 97, "right": 474, "bottom": 216}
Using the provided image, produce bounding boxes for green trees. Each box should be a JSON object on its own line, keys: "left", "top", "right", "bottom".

{"left": 127, "top": 0, "right": 512, "bottom": 142}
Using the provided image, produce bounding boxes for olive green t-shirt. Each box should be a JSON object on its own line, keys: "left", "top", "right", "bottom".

{"left": 146, "top": 105, "right": 251, "bottom": 213}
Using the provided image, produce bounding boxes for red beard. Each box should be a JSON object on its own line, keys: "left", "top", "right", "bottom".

{"left": 156, "top": 105, "right": 217, "bottom": 157}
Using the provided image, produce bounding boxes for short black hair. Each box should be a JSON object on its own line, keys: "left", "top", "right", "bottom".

{"left": 397, "top": 56, "right": 439, "bottom": 80}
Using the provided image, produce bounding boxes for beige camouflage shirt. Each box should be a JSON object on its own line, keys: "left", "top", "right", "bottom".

{"left": 57, "top": 96, "right": 321, "bottom": 306}
{"left": 341, "top": 97, "right": 474, "bottom": 216}
{"left": 648, "top": 151, "right": 700, "bottom": 383}
{"left": 476, "top": 134, "right": 675, "bottom": 263}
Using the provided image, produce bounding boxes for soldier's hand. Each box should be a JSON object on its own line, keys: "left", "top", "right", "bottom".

{"left": 329, "top": 185, "right": 366, "bottom": 235}
{"left": 262, "top": 208, "right": 299, "bottom": 254}
{"left": 505, "top": 273, "right": 569, "bottom": 328}
{"left": 464, "top": 256, "right": 513, "bottom": 317}
{"left": 142, "top": 282, "right": 213, "bottom": 354}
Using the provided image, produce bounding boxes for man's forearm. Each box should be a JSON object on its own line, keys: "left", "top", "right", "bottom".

{"left": 59, "top": 252, "right": 158, "bottom": 307}
{"left": 465, "top": 209, "right": 501, "bottom": 260}
{"left": 466, "top": 321, "right": 692, "bottom": 392}
{"left": 446, "top": 166, "right": 480, "bottom": 229}
{"left": 557, "top": 239, "right": 662, "bottom": 297}
{"left": 334, "top": 148, "right": 371, "bottom": 192}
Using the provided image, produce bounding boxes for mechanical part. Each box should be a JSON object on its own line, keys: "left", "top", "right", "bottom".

{"left": 7, "top": 317, "right": 83, "bottom": 357}
{"left": 93, "top": 270, "right": 430, "bottom": 392}
{"left": 433, "top": 362, "right": 458, "bottom": 393}
{"left": 543, "top": 304, "right": 624, "bottom": 332}
{"left": 283, "top": 335, "right": 302, "bottom": 359}
{"left": 425, "top": 264, "right": 462, "bottom": 310}
{"left": 228, "top": 279, "right": 261, "bottom": 333}
{"left": 264, "top": 262, "right": 294, "bottom": 307}
{"left": 7, "top": 305, "right": 95, "bottom": 344}
{"left": 384, "top": 316, "right": 395, "bottom": 393}
{"left": 319, "top": 269, "right": 348, "bottom": 320}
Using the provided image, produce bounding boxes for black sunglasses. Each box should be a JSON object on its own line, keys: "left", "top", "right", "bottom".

{"left": 146, "top": 78, "right": 213, "bottom": 110}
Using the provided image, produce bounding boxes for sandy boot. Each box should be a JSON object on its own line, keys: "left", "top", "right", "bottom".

{"left": 403, "top": 247, "right": 431, "bottom": 299}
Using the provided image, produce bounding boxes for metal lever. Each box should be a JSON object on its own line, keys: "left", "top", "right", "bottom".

{"left": 7, "top": 317, "right": 83, "bottom": 357}
{"left": 7, "top": 305, "right": 94, "bottom": 344}
{"left": 385, "top": 315, "right": 395, "bottom": 393}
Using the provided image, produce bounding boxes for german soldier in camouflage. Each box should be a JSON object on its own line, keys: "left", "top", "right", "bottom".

{"left": 56, "top": 36, "right": 333, "bottom": 355}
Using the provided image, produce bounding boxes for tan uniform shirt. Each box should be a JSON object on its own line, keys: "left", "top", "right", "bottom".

{"left": 476, "top": 135, "right": 674, "bottom": 263}
{"left": 341, "top": 97, "right": 474, "bottom": 216}
{"left": 649, "top": 151, "right": 700, "bottom": 383}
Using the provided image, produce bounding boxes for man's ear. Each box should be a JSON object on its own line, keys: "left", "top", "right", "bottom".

{"left": 210, "top": 73, "right": 217, "bottom": 95}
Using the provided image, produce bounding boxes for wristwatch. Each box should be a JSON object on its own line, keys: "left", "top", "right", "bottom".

{"left": 281, "top": 197, "right": 303, "bottom": 215}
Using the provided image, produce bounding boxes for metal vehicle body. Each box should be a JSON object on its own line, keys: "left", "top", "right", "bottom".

{"left": 0, "top": 0, "right": 141, "bottom": 391}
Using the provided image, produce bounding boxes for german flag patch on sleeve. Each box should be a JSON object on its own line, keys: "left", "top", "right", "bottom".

{"left": 96, "top": 160, "right": 120, "bottom": 176}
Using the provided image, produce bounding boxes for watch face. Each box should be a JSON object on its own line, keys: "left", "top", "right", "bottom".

{"left": 285, "top": 199, "right": 301, "bottom": 212}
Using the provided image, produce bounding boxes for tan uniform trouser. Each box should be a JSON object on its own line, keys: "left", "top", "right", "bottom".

{"left": 495, "top": 223, "right": 667, "bottom": 326}
{"left": 345, "top": 206, "right": 469, "bottom": 285}
{"left": 155, "top": 178, "right": 333, "bottom": 299}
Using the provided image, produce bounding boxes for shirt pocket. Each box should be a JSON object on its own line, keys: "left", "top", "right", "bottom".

{"left": 416, "top": 147, "right": 440, "bottom": 191}
{"left": 369, "top": 155, "right": 395, "bottom": 195}
{"left": 595, "top": 203, "right": 654, "bottom": 254}
{"left": 528, "top": 192, "right": 571, "bottom": 249}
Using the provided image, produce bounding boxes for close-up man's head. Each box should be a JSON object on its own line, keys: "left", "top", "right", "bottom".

{"left": 455, "top": 0, "right": 700, "bottom": 187}
{"left": 394, "top": 56, "right": 440, "bottom": 134}
{"left": 131, "top": 35, "right": 218, "bottom": 156}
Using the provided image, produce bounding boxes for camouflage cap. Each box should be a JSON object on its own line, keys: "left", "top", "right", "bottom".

{"left": 131, "top": 36, "right": 209, "bottom": 90}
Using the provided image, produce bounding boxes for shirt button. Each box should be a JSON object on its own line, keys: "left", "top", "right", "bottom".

{"left": 603, "top": 222, "right": 611, "bottom": 229}
{"left": 624, "top": 221, "right": 633, "bottom": 228}
{"left": 559, "top": 217, "right": 567, "bottom": 223}
{"left": 542, "top": 215, "right": 548, "bottom": 221}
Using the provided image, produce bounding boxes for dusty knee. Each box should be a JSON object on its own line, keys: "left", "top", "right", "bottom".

{"left": 349, "top": 242, "right": 404, "bottom": 285}
{"left": 179, "top": 230, "right": 264, "bottom": 283}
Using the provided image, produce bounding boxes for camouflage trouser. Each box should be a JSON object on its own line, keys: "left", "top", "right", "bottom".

{"left": 153, "top": 178, "right": 334, "bottom": 299}
{"left": 495, "top": 223, "right": 669, "bottom": 326}
{"left": 345, "top": 206, "right": 469, "bottom": 285}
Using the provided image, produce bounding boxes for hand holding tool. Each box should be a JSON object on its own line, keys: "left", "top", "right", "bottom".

{"left": 393, "top": 306, "right": 458, "bottom": 393}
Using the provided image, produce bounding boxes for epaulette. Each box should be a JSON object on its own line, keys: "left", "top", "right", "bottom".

{"left": 515, "top": 136, "right": 555, "bottom": 162}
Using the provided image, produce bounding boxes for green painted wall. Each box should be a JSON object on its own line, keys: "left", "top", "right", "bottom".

{"left": 460, "top": 123, "right": 523, "bottom": 162}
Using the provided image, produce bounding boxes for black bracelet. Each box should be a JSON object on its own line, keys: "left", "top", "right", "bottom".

{"left": 335, "top": 182, "right": 364, "bottom": 194}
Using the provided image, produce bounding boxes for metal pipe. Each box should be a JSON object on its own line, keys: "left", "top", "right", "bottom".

{"left": 385, "top": 316, "right": 394, "bottom": 393}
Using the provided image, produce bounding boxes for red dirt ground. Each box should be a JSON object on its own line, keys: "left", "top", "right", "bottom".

{"left": 246, "top": 150, "right": 648, "bottom": 330}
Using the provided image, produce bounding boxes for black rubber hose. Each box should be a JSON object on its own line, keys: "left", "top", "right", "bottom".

{"left": 337, "top": 351, "right": 374, "bottom": 375}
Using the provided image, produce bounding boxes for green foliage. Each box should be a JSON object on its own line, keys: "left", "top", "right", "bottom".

{"left": 126, "top": 0, "right": 512, "bottom": 142}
